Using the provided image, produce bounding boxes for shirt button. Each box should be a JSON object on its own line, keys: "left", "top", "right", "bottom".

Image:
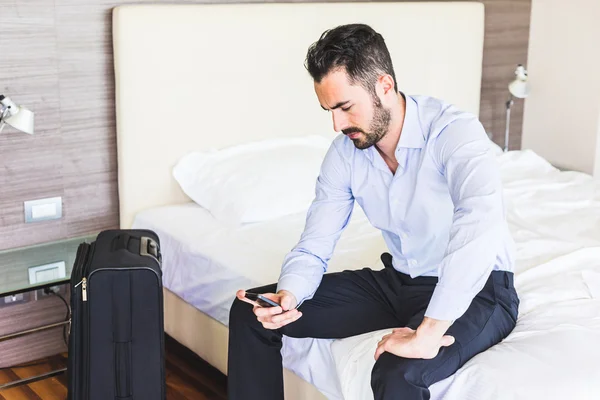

{"left": 400, "top": 232, "right": 408, "bottom": 240}
{"left": 408, "top": 259, "right": 417, "bottom": 267}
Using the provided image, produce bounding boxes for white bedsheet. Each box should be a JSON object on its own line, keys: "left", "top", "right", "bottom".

{"left": 133, "top": 200, "right": 388, "bottom": 399}
{"left": 133, "top": 149, "right": 600, "bottom": 399}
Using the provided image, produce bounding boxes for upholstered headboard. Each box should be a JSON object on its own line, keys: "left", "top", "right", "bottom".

{"left": 113, "top": 2, "right": 485, "bottom": 228}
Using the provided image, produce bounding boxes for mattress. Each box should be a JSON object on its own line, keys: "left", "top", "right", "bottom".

{"left": 133, "top": 149, "right": 600, "bottom": 399}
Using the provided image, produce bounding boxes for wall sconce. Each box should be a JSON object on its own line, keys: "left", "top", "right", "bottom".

{"left": 0, "top": 94, "right": 35, "bottom": 135}
{"left": 504, "top": 65, "right": 530, "bottom": 152}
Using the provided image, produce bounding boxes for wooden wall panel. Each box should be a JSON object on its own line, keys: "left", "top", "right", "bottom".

{"left": 0, "top": 0, "right": 531, "bottom": 252}
{"left": 56, "top": 2, "right": 121, "bottom": 239}
{"left": 0, "top": 1, "right": 66, "bottom": 248}
{"left": 478, "top": 0, "right": 532, "bottom": 151}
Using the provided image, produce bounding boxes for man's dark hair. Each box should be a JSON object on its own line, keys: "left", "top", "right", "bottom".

{"left": 305, "top": 24, "right": 398, "bottom": 96}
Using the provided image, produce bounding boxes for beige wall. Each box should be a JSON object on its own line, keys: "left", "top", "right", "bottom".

{"left": 522, "top": 0, "right": 600, "bottom": 175}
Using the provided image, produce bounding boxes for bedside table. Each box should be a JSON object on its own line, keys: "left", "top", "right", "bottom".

{"left": 0, "top": 233, "right": 98, "bottom": 390}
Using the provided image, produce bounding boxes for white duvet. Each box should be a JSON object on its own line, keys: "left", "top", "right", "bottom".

{"left": 333, "top": 150, "right": 600, "bottom": 400}
{"left": 134, "top": 148, "right": 600, "bottom": 399}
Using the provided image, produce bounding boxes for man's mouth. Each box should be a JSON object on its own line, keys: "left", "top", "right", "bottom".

{"left": 344, "top": 130, "right": 362, "bottom": 140}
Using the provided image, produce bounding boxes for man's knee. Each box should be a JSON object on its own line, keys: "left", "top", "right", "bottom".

{"left": 370, "top": 353, "right": 427, "bottom": 398}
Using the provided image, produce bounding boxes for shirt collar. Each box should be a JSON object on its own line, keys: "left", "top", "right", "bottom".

{"left": 363, "top": 92, "right": 425, "bottom": 163}
{"left": 396, "top": 93, "right": 425, "bottom": 150}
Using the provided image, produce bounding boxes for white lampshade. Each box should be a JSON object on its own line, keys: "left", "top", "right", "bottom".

{"left": 4, "top": 106, "right": 35, "bottom": 135}
{"left": 0, "top": 95, "right": 35, "bottom": 135}
{"left": 508, "top": 65, "right": 530, "bottom": 99}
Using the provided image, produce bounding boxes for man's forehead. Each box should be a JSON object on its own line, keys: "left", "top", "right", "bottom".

{"left": 315, "top": 69, "right": 352, "bottom": 89}
{"left": 316, "top": 74, "right": 367, "bottom": 102}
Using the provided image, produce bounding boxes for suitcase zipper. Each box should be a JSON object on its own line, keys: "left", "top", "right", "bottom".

{"left": 74, "top": 278, "right": 87, "bottom": 302}
{"left": 69, "top": 241, "right": 93, "bottom": 400}
{"left": 73, "top": 247, "right": 91, "bottom": 303}
{"left": 81, "top": 278, "right": 87, "bottom": 302}
{"left": 82, "top": 243, "right": 94, "bottom": 400}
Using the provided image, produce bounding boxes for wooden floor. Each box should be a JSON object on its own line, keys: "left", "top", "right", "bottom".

{"left": 0, "top": 336, "right": 227, "bottom": 400}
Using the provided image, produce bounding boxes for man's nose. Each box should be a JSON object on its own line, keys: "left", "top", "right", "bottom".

{"left": 332, "top": 111, "right": 349, "bottom": 133}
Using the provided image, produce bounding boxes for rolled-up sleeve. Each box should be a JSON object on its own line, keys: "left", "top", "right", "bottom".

{"left": 425, "top": 118, "right": 506, "bottom": 321}
{"left": 276, "top": 139, "right": 354, "bottom": 304}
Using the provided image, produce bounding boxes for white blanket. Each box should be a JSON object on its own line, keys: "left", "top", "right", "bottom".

{"left": 332, "top": 150, "right": 600, "bottom": 400}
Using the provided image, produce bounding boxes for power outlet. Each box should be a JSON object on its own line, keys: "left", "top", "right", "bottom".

{"left": 0, "top": 292, "right": 29, "bottom": 308}
{"left": 34, "top": 285, "right": 64, "bottom": 301}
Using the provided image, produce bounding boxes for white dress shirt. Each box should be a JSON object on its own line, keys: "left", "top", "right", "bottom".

{"left": 277, "top": 93, "right": 515, "bottom": 322}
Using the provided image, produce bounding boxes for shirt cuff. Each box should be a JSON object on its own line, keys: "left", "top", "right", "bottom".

{"left": 424, "top": 284, "right": 475, "bottom": 322}
{"left": 276, "top": 275, "right": 314, "bottom": 309}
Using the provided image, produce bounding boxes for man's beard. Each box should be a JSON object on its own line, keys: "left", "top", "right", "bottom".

{"left": 343, "top": 98, "right": 391, "bottom": 150}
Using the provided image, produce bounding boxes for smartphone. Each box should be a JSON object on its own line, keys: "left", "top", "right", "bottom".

{"left": 244, "top": 292, "right": 280, "bottom": 308}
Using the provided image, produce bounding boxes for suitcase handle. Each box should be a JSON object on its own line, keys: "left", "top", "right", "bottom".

{"left": 140, "top": 236, "right": 161, "bottom": 265}
{"left": 114, "top": 233, "right": 161, "bottom": 266}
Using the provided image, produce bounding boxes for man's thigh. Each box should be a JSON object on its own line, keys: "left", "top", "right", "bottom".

{"left": 264, "top": 267, "right": 404, "bottom": 339}
{"left": 450, "top": 271, "right": 518, "bottom": 367}
{"left": 372, "top": 271, "right": 519, "bottom": 389}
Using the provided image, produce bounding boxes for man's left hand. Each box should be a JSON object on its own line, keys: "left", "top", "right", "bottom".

{"left": 374, "top": 327, "right": 455, "bottom": 361}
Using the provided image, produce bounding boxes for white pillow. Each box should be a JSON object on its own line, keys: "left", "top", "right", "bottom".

{"left": 172, "top": 135, "right": 332, "bottom": 225}
{"left": 489, "top": 138, "right": 504, "bottom": 156}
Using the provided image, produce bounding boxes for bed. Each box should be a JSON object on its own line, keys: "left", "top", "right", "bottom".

{"left": 112, "top": 3, "right": 600, "bottom": 399}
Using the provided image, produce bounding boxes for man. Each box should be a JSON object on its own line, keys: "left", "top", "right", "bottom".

{"left": 228, "top": 23, "right": 519, "bottom": 400}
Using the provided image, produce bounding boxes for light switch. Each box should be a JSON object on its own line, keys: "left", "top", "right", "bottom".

{"left": 24, "top": 196, "right": 62, "bottom": 223}
{"left": 28, "top": 261, "right": 66, "bottom": 284}
{"left": 36, "top": 267, "right": 59, "bottom": 282}
{"left": 32, "top": 203, "right": 57, "bottom": 219}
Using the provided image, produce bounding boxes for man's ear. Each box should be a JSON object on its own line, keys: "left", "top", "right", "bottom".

{"left": 377, "top": 74, "right": 395, "bottom": 96}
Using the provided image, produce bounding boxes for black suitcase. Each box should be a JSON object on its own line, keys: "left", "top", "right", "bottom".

{"left": 67, "top": 229, "right": 166, "bottom": 400}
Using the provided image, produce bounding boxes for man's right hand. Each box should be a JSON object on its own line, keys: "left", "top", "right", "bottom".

{"left": 236, "top": 289, "right": 302, "bottom": 330}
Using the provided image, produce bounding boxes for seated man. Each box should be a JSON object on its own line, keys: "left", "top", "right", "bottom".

{"left": 228, "top": 23, "right": 519, "bottom": 400}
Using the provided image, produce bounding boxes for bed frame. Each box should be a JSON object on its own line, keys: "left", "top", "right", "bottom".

{"left": 112, "top": 3, "right": 485, "bottom": 398}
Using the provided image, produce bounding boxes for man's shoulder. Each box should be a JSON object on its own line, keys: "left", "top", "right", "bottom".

{"left": 411, "top": 94, "right": 478, "bottom": 126}
{"left": 409, "top": 94, "right": 482, "bottom": 143}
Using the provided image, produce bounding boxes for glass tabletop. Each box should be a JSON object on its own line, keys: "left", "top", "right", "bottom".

{"left": 0, "top": 233, "right": 99, "bottom": 296}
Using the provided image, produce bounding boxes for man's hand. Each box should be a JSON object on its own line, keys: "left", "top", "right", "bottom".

{"left": 236, "top": 289, "right": 301, "bottom": 330}
{"left": 374, "top": 318, "right": 455, "bottom": 361}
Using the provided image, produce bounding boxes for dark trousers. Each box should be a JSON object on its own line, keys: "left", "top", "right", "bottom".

{"left": 227, "top": 253, "right": 519, "bottom": 400}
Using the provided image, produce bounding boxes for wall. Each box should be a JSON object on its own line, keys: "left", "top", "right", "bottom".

{"left": 0, "top": 0, "right": 532, "bottom": 252}
{"left": 522, "top": 0, "right": 600, "bottom": 175}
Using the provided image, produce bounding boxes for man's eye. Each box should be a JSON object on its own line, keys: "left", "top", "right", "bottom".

{"left": 341, "top": 105, "right": 352, "bottom": 112}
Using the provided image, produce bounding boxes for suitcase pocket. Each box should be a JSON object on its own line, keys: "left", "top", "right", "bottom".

{"left": 113, "top": 271, "right": 133, "bottom": 398}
